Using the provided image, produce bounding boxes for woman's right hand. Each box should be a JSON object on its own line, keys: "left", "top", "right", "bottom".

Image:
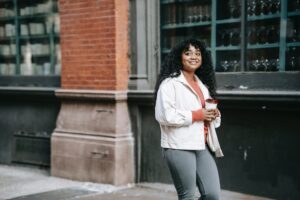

{"left": 202, "top": 109, "right": 217, "bottom": 122}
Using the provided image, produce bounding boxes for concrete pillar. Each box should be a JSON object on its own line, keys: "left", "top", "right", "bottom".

{"left": 51, "top": 0, "right": 134, "bottom": 185}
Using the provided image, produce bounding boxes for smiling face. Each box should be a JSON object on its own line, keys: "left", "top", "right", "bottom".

{"left": 181, "top": 45, "right": 202, "bottom": 73}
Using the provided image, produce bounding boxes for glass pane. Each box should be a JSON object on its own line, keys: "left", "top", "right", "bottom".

{"left": 286, "top": 0, "right": 300, "bottom": 71}
{"left": 0, "top": 1, "right": 16, "bottom": 75}
{"left": 159, "top": 0, "right": 299, "bottom": 73}
{"left": 0, "top": 0, "right": 60, "bottom": 76}
{"left": 20, "top": 38, "right": 51, "bottom": 75}
{"left": 54, "top": 34, "right": 61, "bottom": 75}
{"left": 217, "top": 0, "right": 241, "bottom": 20}
{"left": 17, "top": 0, "right": 60, "bottom": 76}
{"left": 217, "top": 51, "right": 241, "bottom": 72}
{"left": 215, "top": 0, "right": 241, "bottom": 72}
{"left": 286, "top": 46, "right": 300, "bottom": 71}
{"left": 246, "top": 0, "right": 281, "bottom": 72}
{"left": 161, "top": 0, "right": 212, "bottom": 53}
{"left": 216, "top": 23, "right": 241, "bottom": 72}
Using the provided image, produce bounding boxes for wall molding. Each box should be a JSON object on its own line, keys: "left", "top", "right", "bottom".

{"left": 55, "top": 89, "right": 128, "bottom": 101}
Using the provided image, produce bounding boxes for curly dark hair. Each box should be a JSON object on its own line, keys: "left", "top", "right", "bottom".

{"left": 154, "top": 38, "right": 217, "bottom": 104}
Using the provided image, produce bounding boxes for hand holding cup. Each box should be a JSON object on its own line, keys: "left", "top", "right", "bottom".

{"left": 205, "top": 98, "right": 219, "bottom": 120}
{"left": 206, "top": 98, "right": 218, "bottom": 109}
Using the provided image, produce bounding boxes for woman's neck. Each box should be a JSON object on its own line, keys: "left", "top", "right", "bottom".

{"left": 182, "top": 70, "right": 196, "bottom": 82}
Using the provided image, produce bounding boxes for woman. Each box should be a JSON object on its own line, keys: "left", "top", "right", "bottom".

{"left": 154, "top": 38, "right": 223, "bottom": 200}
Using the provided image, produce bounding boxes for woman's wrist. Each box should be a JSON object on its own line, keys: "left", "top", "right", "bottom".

{"left": 192, "top": 109, "right": 205, "bottom": 122}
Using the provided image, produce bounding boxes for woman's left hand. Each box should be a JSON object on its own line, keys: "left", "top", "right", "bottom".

{"left": 209, "top": 109, "right": 220, "bottom": 121}
{"left": 204, "top": 109, "right": 220, "bottom": 122}
{"left": 214, "top": 109, "right": 220, "bottom": 118}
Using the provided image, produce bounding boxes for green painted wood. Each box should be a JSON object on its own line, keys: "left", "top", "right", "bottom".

{"left": 240, "top": 0, "right": 246, "bottom": 71}
{"left": 22, "top": 55, "right": 51, "bottom": 59}
{"left": 18, "top": 34, "right": 60, "bottom": 41}
{"left": 161, "top": 21, "right": 211, "bottom": 29}
{"left": 17, "top": 13, "right": 53, "bottom": 20}
{"left": 247, "top": 43, "right": 280, "bottom": 49}
{"left": 160, "top": 0, "right": 296, "bottom": 73}
{"left": 211, "top": 0, "right": 217, "bottom": 69}
{"left": 0, "top": 16, "right": 14, "bottom": 21}
{"left": 13, "top": 0, "right": 20, "bottom": 75}
{"left": 287, "top": 42, "right": 300, "bottom": 47}
{"left": 19, "top": 35, "right": 53, "bottom": 40}
{"left": 161, "top": 49, "right": 171, "bottom": 54}
{"left": 0, "top": 0, "right": 59, "bottom": 77}
{"left": 0, "top": 36, "right": 15, "bottom": 41}
{"left": 49, "top": 0, "right": 55, "bottom": 75}
{"left": 161, "top": 0, "right": 176, "bottom": 4}
{"left": 162, "top": 47, "right": 211, "bottom": 54}
{"left": 279, "top": 0, "right": 288, "bottom": 71}
{"left": 0, "top": 55, "right": 15, "bottom": 58}
{"left": 287, "top": 11, "right": 300, "bottom": 17}
{"left": 216, "top": 46, "right": 241, "bottom": 50}
{"left": 248, "top": 13, "right": 280, "bottom": 21}
{"left": 216, "top": 18, "right": 241, "bottom": 24}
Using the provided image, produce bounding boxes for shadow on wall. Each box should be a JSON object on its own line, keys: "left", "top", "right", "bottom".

{"left": 130, "top": 101, "right": 300, "bottom": 200}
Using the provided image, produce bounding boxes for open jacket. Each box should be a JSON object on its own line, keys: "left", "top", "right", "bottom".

{"left": 155, "top": 72, "right": 224, "bottom": 157}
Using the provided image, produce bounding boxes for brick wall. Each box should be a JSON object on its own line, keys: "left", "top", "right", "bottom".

{"left": 115, "top": 0, "right": 129, "bottom": 90}
{"left": 59, "top": 0, "right": 129, "bottom": 90}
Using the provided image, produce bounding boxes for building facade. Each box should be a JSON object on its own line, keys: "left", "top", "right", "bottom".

{"left": 0, "top": 0, "right": 300, "bottom": 199}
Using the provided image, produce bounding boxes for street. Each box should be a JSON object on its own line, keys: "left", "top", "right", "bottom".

{"left": 0, "top": 164, "right": 273, "bottom": 200}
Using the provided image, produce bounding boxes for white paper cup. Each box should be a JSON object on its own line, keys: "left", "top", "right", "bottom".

{"left": 205, "top": 99, "right": 218, "bottom": 109}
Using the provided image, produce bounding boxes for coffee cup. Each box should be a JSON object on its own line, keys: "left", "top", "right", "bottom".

{"left": 205, "top": 98, "right": 218, "bottom": 109}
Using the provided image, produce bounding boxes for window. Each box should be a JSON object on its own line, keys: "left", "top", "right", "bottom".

{"left": 0, "top": 0, "right": 60, "bottom": 77}
{"left": 160, "top": 0, "right": 300, "bottom": 72}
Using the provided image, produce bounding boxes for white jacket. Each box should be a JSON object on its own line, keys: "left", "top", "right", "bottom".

{"left": 155, "top": 72, "right": 224, "bottom": 157}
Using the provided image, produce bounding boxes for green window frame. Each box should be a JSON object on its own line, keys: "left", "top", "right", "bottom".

{"left": 160, "top": 0, "right": 300, "bottom": 73}
{"left": 0, "top": 0, "right": 60, "bottom": 87}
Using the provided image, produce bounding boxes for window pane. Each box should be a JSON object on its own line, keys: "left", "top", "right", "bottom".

{"left": 215, "top": 0, "right": 241, "bottom": 72}
{"left": 246, "top": 0, "right": 280, "bottom": 72}
{"left": 0, "top": 1, "right": 16, "bottom": 75}
{"left": 286, "top": 13, "right": 300, "bottom": 71}
{"left": 160, "top": 0, "right": 300, "bottom": 72}
{"left": 0, "top": 0, "right": 60, "bottom": 76}
{"left": 161, "top": 0, "right": 212, "bottom": 53}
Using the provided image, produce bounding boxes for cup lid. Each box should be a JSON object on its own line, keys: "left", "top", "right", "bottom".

{"left": 206, "top": 98, "right": 218, "bottom": 104}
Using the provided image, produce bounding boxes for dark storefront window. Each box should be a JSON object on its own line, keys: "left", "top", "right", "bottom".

{"left": 0, "top": 0, "right": 60, "bottom": 86}
{"left": 160, "top": 0, "right": 300, "bottom": 72}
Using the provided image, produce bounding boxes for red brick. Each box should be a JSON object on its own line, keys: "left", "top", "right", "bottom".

{"left": 60, "top": 0, "right": 129, "bottom": 90}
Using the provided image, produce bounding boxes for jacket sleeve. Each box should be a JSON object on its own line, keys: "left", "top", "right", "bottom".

{"left": 213, "top": 111, "right": 221, "bottom": 128}
{"left": 155, "top": 80, "right": 193, "bottom": 127}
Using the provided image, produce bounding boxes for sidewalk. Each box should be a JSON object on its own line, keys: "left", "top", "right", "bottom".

{"left": 0, "top": 164, "right": 273, "bottom": 200}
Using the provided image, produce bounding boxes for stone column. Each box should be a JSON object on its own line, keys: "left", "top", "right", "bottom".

{"left": 51, "top": 0, "right": 134, "bottom": 185}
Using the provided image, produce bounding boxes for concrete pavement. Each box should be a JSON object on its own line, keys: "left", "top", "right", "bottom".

{"left": 0, "top": 164, "right": 273, "bottom": 200}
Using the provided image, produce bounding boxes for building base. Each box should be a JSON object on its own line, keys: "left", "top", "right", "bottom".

{"left": 51, "top": 89, "right": 134, "bottom": 185}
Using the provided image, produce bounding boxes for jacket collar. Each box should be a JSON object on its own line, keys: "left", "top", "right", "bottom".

{"left": 175, "top": 71, "right": 190, "bottom": 85}
{"left": 174, "top": 71, "right": 210, "bottom": 99}
{"left": 175, "top": 71, "right": 202, "bottom": 87}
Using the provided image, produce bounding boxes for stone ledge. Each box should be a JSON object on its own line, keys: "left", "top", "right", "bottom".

{"left": 54, "top": 130, "right": 133, "bottom": 140}
{"left": 217, "top": 90, "right": 300, "bottom": 96}
{"left": 55, "top": 89, "right": 128, "bottom": 101}
{"left": 127, "top": 89, "right": 300, "bottom": 103}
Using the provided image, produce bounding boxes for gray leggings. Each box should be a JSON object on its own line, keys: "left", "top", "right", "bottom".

{"left": 162, "top": 147, "right": 220, "bottom": 200}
